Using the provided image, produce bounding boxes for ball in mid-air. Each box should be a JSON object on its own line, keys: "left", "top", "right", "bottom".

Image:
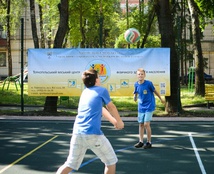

{"left": 124, "top": 28, "right": 140, "bottom": 44}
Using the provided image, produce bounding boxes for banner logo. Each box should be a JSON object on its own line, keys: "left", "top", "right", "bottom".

{"left": 86, "top": 60, "right": 111, "bottom": 84}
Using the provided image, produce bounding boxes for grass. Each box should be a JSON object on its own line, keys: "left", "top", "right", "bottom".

{"left": 0, "top": 82, "right": 213, "bottom": 117}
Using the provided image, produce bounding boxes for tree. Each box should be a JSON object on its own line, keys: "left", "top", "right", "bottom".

{"left": 67, "top": 0, "right": 122, "bottom": 48}
{"left": 115, "top": 2, "right": 160, "bottom": 49}
{"left": 44, "top": 0, "right": 68, "bottom": 112}
{"left": 195, "top": 0, "right": 214, "bottom": 28}
{"left": 140, "top": 1, "right": 157, "bottom": 48}
{"left": 0, "top": 0, "right": 26, "bottom": 76}
{"left": 29, "top": 0, "right": 39, "bottom": 48}
{"left": 155, "top": 0, "right": 181, "bottom": 114}
{"left": 187, "top": 0, "right": 205, "bottom": 96}
{"left": 38, "top": 0, "right": 45, "bottom": 48}
{"left": 29, "top": 0, "right": 68, "bottom": 112}
{"left": 186, "top": 0, "right": 214, "bottom": 96}
{"left": 37, "top": 0, "right": 60, "bottom": 48}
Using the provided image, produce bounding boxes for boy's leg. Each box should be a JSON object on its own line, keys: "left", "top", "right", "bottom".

{"left": 134, "top": 124, "right": 144, "bottom": 147}
{"left": 56, "top": 165, "right": 72, "bottom": 174}
{"left": 134, "top": 112, "right": 145, "bottom": 148}
{"left": 104, "top": 164, "right": 116, "bottom": 174}
{"left": 139, "top": 123, "right": 145, "bottom": 142}
{"left": 57, "top": 135, "right": 86, "bottom": 173}
{"left": 143, "top": 112, "right": 153, "bottom": 148}
{"left": 90, "top": 135, "right": 118, "bottom": 173}
{"left": 138, "top": 112, "right": 145, "bottom": 142}
{"left": 144, "top": 121, "right": 151, "bottom": 143}
{"left": 134, "top": 113, "right": 145, "bottom": 148}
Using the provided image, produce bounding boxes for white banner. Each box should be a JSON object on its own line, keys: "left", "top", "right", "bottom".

{"left": 28, "top": 48, "right": 170, "bottom": 96}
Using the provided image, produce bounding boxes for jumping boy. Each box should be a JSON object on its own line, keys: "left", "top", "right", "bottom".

{"left": 56, "top": 69, "right": 124, "bottom": 174}
{"left": 133, "top": 68, "right": 164, "bottom": 149}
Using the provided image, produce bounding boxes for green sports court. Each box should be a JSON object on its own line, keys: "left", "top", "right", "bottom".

{"left": 0, "top": 117, "right": 213, "bottom": 174}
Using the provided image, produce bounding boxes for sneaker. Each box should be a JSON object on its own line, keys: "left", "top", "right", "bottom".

{"left": 134, "top": 142, "right": 144, "bottom": 148}
{"left": 144, "top": 142, "right": 152, "bottom": 149}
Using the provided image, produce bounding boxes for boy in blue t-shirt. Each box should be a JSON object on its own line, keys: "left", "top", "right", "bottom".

{"left": 133, "top": 68, "right": 164, "bottom": 149}
{"left": 56, "top": 69, "right": 124, "bottom": 174}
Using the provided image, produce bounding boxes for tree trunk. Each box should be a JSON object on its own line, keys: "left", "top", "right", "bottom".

{"left": 140, "top": 5, "right": 155, "bottom": 48}
{"left": 187, "top": 0, "right": 205, "bottom": 96}
{"left": 38, "top": 3, "right": 45, "bottom": 48}
{"left": 29, "top": 0, "right": 39, "bottom": 48}
{"left": 79, "top": 4, "right": 86, "bottom": 48}
{"left": 44, "top": 0, "right": 69, "bottom": 112}
{"left": 6, "top": 0, "right": 12, "bottom": 76}
{"left": 155, "top": 0, "right": 182, "bottom": 114}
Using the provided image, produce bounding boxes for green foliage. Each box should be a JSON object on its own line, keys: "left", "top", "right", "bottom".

{"left": 180, "top": 86, "right": 206, "bottom": 105}
{"left": 195, "top": 0, "right": 214, "bottom": 18}
{"left": 114, "top": 2, "right": 159, "bottom": 48}
{"left": 0, "top": 83, "right": 79, "bottom": 108}
{"left": 66, "top": 0, "right": 122, "bottom": 48}
{"left": 0, "top": 83, "right": 210, "bottom": 116}
{"left": 0, "top": 0, "right": 27, "bottom": 35}
{"left": 114, "top": 34, "right": 127, "bottom": 48}
{"left": 194, "top": 0, "right": 214, "bottom": 30}
{"left": 36, "top": 0, "right": 60, "bottom": 44}
{"left": 0, "top": 0, "right": 161, "bottom": 48}
{"left": 144, "top": 35, "right": 161, "bottom": 48}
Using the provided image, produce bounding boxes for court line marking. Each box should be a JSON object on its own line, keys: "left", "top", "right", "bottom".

{"left": 0, "top": 135, "right": 58, "bottom": 174}
{"left": 71, "top": 132, "right": 213, "bottom": 173}
{"left": 81, "top": 146, "right": 133, "bottom": 168}
{"left": 188, "top": 133, "right": 206, "bottom": 174}
{"left": 71, "top": 146, "right": 134, "bottom": 173}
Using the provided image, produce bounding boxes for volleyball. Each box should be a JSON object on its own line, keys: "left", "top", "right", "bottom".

{"left": 124, "top": 28, "right": 140, "bottom": 44}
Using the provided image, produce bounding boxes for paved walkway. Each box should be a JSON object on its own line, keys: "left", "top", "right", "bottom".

{"left": 1, "top": 115, "right": 214, "bottom": 121}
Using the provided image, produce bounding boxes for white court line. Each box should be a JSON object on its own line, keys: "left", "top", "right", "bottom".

{"left": 188, "top": 133, "right": 206, "bottom": 174}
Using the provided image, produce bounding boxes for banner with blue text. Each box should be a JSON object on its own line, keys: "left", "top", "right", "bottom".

{"left": 28, "top": 48, "right": 170, "bottom": 96}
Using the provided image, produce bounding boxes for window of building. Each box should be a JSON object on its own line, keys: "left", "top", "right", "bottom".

{"left": 0, "top": 52, "right": 6, "bottom": 67}
{"left": 0, "top": 25, "right": 3, "bottom": 38}
{"left": 0, "top": 25, "right": 6, "bottom": 39}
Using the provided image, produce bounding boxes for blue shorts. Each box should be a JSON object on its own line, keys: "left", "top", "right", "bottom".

{"left": 137, "top": 112, "right": 153, "bottom": 123}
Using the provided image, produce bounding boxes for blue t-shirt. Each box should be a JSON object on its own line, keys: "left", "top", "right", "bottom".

{"left": 73, "top": 86, "right": 111, "bottom": 135}
{"left": 134, "top": 80, "right": 156, "bottom": 113}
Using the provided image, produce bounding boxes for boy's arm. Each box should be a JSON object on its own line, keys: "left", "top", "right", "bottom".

{"left": 133, "top": 84, "right": 138, "bottom": 102}
{"left": 133, "top": 93, "right": 138, "bottom": 102}
{"left": 154, "top": 90, "right": 165, "bottom": 104}
{"left": 105, "top": 102, "right": 124, "bottom": 129}
{"left": 102, "top": 107, "right": 117, "bottom": 126}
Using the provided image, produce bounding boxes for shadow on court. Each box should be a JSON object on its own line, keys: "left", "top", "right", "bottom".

{"left": 0, "top": 119, "right": 213, "bottom": 174}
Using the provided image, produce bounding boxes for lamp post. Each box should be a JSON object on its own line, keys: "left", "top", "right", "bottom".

{"left": 177, "top": 9, "right": 182, "bottom": 115}
{"left": 20, "top": 18, "right": 24, "bottom": 115}
{"left": 126, "top": 0, "right": 130, "bottom": 48}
